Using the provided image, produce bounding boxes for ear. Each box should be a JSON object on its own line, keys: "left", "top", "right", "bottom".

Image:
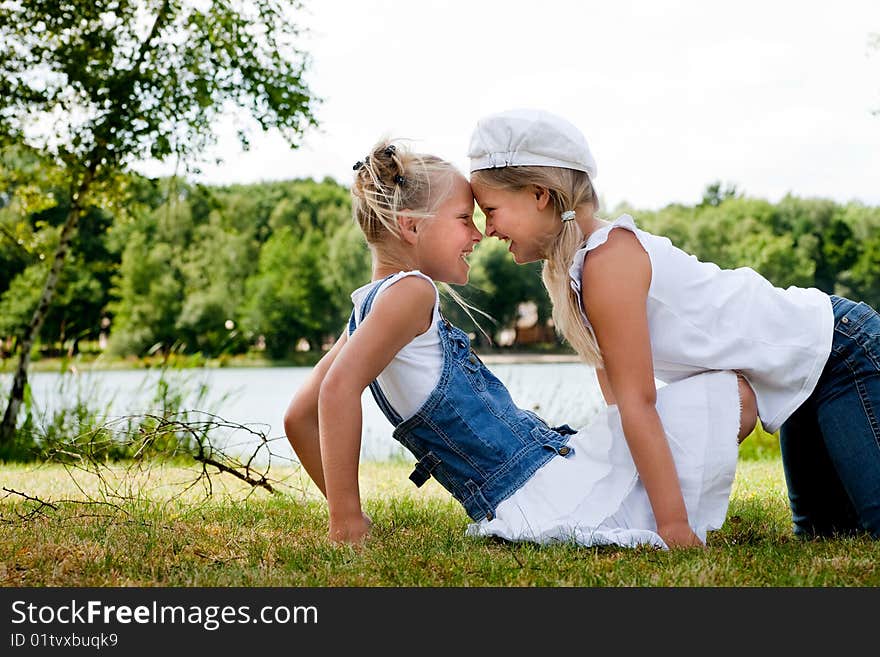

{"left": 397, "top": 211, "right": 419, "bottom": 245}
{"left": 532, "top": 185, "right": 551, "bottom": 211}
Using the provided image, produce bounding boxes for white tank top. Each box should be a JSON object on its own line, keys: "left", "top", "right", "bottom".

{"left": 350, "top": 271, "right": 444, "bottom": 420}
{"left": 568, "top": 214, "right": 834, "bottom": 433}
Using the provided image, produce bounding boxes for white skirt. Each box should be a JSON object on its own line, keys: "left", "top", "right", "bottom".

{"left": 466, "top": 370, "right": 741, "bottom": 549}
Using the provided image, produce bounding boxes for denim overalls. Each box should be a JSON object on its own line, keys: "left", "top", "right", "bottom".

{"left": 348, "top": 276, "right": 576, "bottom": 522}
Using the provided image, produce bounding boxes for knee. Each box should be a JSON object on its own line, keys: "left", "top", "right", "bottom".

{"left": 283, "top": 401, "right": 306, "bottom": 442}
{"left": 283, "top": 407, "right": 295, "bottom": 437}
{"left": 737, "top": 375, "right": 758, "bottom": 444}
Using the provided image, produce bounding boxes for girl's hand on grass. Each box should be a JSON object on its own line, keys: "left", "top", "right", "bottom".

{"left": 329, "top": 511, "right": 372, "bottom": 545}
{"left": 658, "top": 522, "right": 704, "bottom": 549}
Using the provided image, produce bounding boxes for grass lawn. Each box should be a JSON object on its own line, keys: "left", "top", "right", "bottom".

{"left": 1, "top": 458, "right": 878, "bottom": 587}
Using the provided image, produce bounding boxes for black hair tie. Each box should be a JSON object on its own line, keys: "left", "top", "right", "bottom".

{"left": 393, "top": 174, "right": 406, "bottom": 186}
{"left": 352, "top": 160, "right": 364, "bottom": 170}
{"left": 384, "top": 145, "right": 396, "bottom": 157}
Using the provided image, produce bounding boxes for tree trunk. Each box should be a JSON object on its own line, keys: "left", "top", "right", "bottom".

{"left": 0, "top": 172, "right": 92, "bottom": 446}
{"left": 0, "top": 0, "right": 169, "bottom": 447}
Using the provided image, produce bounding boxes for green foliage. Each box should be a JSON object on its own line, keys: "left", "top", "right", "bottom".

{"left": 107, "top": 231, "right": 184, "bottom": 356}
{"left": 0, "top": 383, "right": 40, "bottom": 461}
{"left": 0, "top": 199, "right": 113, "bottom": 349}
{"left": 4, "top": 164, "right": 880, "bottom": 363}
{"left": 242, "top": 227, "right": 330, "bottom": 358}
{"left": 323, "top": 219, "right": 372, "bottom": 330}
{"left": 699, "top": 180, "right": 741, "bottom": 207}
{"left": 737, "top": 420, "right": 782, "bottom": 461}
{"left": 0, "top": 0, "right": 321, "bottom": 443}
{"left": 176, "top": 222, "right": 252, "bottom": 355}
{"left": 445, "top": 237, "right": 549, "bottom": 345}
{"left": 267, "top": 178, "right": 352, "bottom": 238}
{"left": 0, "top": 263, "right": 47, "bottom": 339}
{"left": 0, "top": 0, "right": 317, "bottom": 176}
{"left": 638, "top": 190, "right": 880, "bottom": 301}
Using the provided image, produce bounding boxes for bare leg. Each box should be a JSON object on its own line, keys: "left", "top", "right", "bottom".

{"left": 283, "top": 331, "right": 348, "bottom": 497}
{"left": 736, "top": 374, "right": 758, "bottom": 444}
{"left": 284, "top": 390, "right": 327, "bottom": 497}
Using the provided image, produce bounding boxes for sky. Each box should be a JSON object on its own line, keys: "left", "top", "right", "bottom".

{"left": 135, "top": 0, "right": 880, "bottom": 211}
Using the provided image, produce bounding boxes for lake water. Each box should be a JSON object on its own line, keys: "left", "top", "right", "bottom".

{"left": 2, "top": 363, "right": 604, "bottom": 464}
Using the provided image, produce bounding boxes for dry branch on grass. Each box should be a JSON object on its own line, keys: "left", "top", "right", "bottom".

{"left": 0, "top": 411, "right": 304, "bottom": 526}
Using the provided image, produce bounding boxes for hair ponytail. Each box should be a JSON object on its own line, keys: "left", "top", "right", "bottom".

{"left": 471, "top": 166, "right": 603, "bottom": 367}
{"left": 541, "top": 219, "right": 603, "bottom": 367}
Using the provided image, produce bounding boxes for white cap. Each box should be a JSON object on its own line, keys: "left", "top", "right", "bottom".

{"left": 468, "top": 109, "right": 597, "bottom": 179}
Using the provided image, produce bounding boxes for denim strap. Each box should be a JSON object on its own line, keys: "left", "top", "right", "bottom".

{"left": 351, "top": 275, "right": 405, "bottom": 426}
{"left": 408, "top": 451, "right": 441, "bottom": 488}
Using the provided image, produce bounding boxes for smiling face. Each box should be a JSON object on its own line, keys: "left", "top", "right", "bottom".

{"left": 470, "top": 179, "right": 560, "bottom": 264}
{"left": 414, "top": 173, "right": 482, "bottom": 285}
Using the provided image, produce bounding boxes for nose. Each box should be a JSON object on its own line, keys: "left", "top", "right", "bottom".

{"left": 472, "top": 227, "right": 483, "bottom": 245}
{"left": 484, "top": 216, "right": 497, "bottom": 237}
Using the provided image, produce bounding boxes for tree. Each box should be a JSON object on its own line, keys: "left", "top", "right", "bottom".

{"left": 0, "top": 0, "right": 318, "bottom": 444}
{"left": 323, "top": 218, "right": 372, "bottom": 332}
{"left": 242, "top": 227, "right": 328, "bottom": 358}
{"left": 108, "top": 230, "right": 184, "bottom": 356}
{"left": 175, "top": 221, "right": 252, "bottom": 355}
{"left": 840, "top": 226, "right": 880, "bottom": 311}
{"left": 699, "top": 181, "right": 741, "bottom": 208}
{"left": 449, "top": 238, "right": 549, "bottom": 346}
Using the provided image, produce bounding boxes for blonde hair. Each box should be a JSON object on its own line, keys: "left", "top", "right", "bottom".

{"left": 471, "top": 166, "right": 603, "bottom": 366}
{"left": 350, "top": 138, "right": 492, "bottom": 339}
{"left": 351, "top": 138, "right": 457, "bottom": 244}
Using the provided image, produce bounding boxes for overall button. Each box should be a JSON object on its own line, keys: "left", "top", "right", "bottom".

{"left": 469, "top": 353, "right": 479, "bottom": 365}
{"left": 485, "top": 511, "right": 494, "bottom": 521}
{"left": 558, "top": 446, "right": 571, "bottom": 456}
{"left": 841, "top": 317, "right": 849, "bottom": 324}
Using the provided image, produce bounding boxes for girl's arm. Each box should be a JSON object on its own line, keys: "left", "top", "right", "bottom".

{"left": 283, "top": 329, "right": 349, "bottom": 497}
{"left": 581, "top": 228, "right": 702, "bottom": 548}
{"left": 595, "top": 368, "right": 617, "bottom": 405}
{"left": 318, "top": 276, "right": 435, "bottom": 544}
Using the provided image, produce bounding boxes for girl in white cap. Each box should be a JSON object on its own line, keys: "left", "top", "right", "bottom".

{"left": 468, "top": 108, "right": 880, "bottom": 543}
{"left": 284, "top": 138, "right": 755, "bottom": 548}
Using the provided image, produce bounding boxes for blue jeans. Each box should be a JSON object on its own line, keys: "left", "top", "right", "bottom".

{"left": 780, "top": 295, "right": 880, "bottom": 538}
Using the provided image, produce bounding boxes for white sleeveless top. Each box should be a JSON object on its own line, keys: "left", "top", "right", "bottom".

{"left": 350, "top": 271, "right": 443, "bottom": 420}
{"left": 568, "top": 214, "right": 834, "bottom": 433}
{"left": 352, "top": 270, "right": 741, "bottom": 549}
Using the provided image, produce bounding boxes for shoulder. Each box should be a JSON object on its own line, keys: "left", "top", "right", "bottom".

{"left": 571, "top": 216, "right": 646, "bottom": 279}
{"left": 379, "top": 271, "right": 437, "bottom": 304}
{"left": 372, "top": 272, "right": 437, "bottom": 334}
{"left": 587, "top": 216, "right": 645, "bottom": 255}
{"left": 582, "top": 227, "right": 650, "bottom": 279}
{"left": 581, "top": 228, "right": 651, "bottom": 312}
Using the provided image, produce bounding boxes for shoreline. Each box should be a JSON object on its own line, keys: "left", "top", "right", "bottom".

{"left": 478, "top": 353, "right": 581, "bottom": 364}
{"left": 2, "top": 350, "right": 581, "bottom": 373}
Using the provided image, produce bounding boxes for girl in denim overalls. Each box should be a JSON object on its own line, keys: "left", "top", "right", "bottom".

{"left": 469, "top": 108, "right": 880, "bottom": 543}
{"left": 284, "top": 139, "right": 755, "bottom": 547}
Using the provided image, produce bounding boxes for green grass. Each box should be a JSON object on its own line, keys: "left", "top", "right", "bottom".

{"left": 1, "top": 458, "right": 878, "bottom": 587}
